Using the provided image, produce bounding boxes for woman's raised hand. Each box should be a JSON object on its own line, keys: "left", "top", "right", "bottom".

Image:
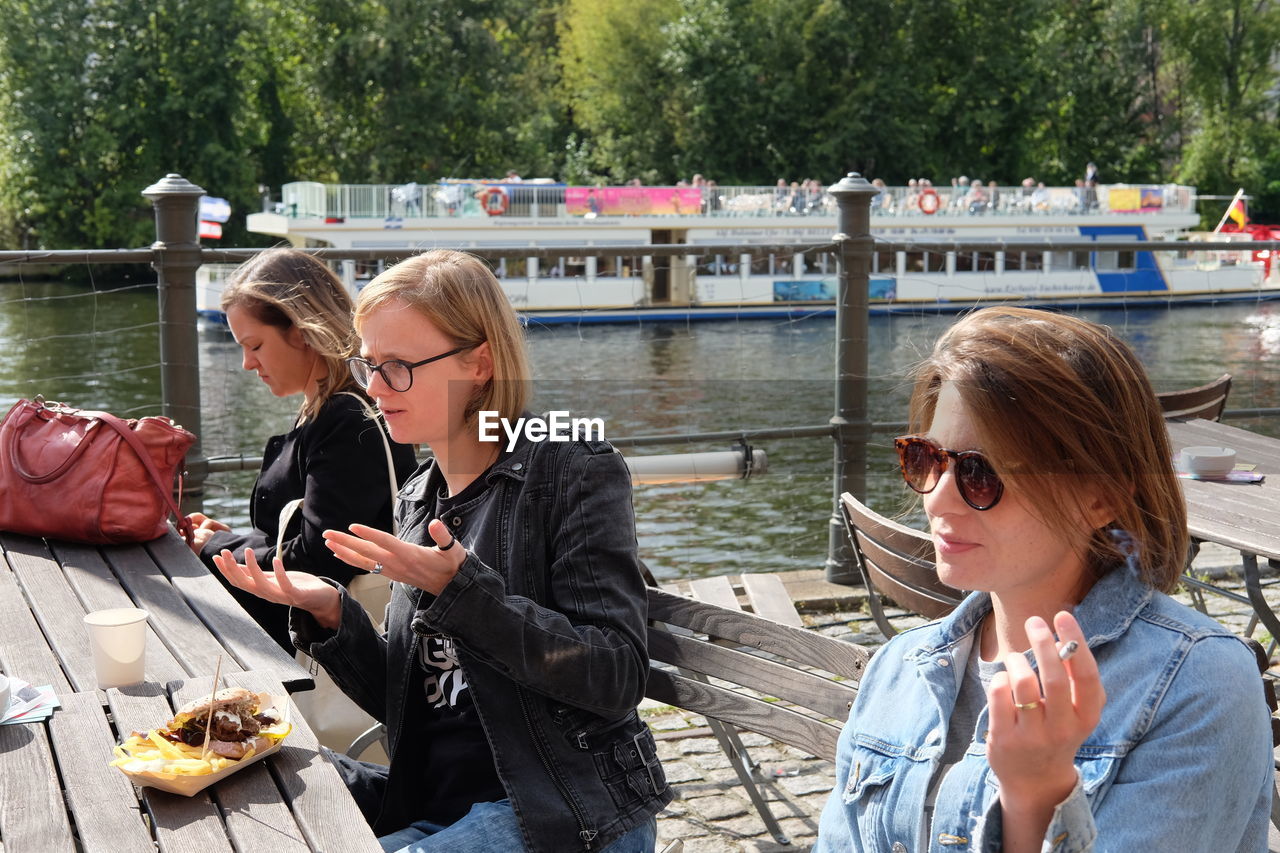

{"left": 323, "top": 519, "right": 466, "bottom": 596}
{"left": 987, "top": 611, "right": 1105, "bottom": 851}
{"left": 212, "top": 548, "right": 342, "bottom": 629}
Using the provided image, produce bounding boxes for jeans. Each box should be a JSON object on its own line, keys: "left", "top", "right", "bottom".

{"left": 378, "top": 800, "right": 657, "bottom": 853}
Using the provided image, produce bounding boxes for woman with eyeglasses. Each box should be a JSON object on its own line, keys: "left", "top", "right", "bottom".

{"left": 816, "top": 307, "right": 1271, "bottom": 852}
{"left": 186, "top": 249, "right": 418, "bottom": 652}
{"left": 212, "top": 250, "right": 669, "bottom": 853}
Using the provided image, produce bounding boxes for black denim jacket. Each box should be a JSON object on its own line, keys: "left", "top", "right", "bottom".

{"left": 292, "top": 433, "right": 671, "bottom": 852}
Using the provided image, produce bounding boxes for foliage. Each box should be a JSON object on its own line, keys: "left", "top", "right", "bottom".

{"left": 1, "top": 0, "right": 1279, "bottom": 247}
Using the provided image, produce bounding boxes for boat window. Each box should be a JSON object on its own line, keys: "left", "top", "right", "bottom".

{"left": 750, "top": 253, "right": 771, "bottom": 275}
{"left": 504, "top": 258, "right": 527, "bottom": 279}
{"left": 594, "top": 255, "right": 618, "bottom": 278}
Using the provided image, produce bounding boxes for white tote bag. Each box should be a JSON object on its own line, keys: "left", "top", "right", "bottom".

{"left": 281, "top": 392, "right": 400, "bottom": 758}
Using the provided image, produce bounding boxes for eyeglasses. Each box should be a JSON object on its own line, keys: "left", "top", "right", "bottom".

{"left": 346, "top": 346, "right": 470, "bottom": 392}
{"left": 894, "top": 434, "right": 1004, "bottom": 511}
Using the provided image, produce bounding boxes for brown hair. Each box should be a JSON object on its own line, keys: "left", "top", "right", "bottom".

{"left": 353, "top": 250, "right": 529, "bottom": 423}
{"left": 907, "top": 307, "right": 1186, "bottom": 592}
{"left": 220, "top": 249, "right": 358, "bottom": 422}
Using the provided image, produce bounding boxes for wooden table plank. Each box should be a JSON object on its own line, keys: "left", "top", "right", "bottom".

{"left": 1169, "top": 420, "right": 1280, "bottom": 562}
{"left": 106, "top": 682, "right": 235, "bottom": 853}
{"left": 0, "top": 720, "right": 75, "bottom": 852}
{"left": 44, "top": 540, "right": 189, "bottom": 691}
{"left": 0, "top": 536, "right": 72, "bottom": 694}
{"left": 99, "top": 542, "right": 247, "bottom": 683}
{"left": 170, "top": 677, "right": 309, "bottom": 853}
{"left": 225, "top": 671, "right": 383, "bottom": 852}
{"left": 48, "top": 691, "right": 155, "bottom": 853}
{"left": 148, "top": 533, "right": 313, "bottom": 691}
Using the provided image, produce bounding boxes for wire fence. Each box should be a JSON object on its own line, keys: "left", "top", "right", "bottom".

{"left": 3, "top": 174, "right": 1280, "bottom": 579}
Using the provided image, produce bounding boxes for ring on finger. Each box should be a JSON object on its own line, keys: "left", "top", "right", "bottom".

{"left": 1014, "top": 700, "right": 1041, "bottom": 711}
{"left": 372, "top": 562, "right": 384, "bottom": 574}
{"left": 439, "top": 536, "right": 456, "bottom": 551}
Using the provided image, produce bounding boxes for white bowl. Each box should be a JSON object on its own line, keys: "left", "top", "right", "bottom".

{"left": 1180, "top": 446, "right": 1237, "bottom": 478}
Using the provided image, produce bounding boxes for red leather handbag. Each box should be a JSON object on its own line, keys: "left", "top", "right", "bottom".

{"left": 0, "top": 397, "right": 196, "bottom": 544}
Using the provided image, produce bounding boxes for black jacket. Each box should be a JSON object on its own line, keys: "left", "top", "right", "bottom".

{"left": 201, "top": 391, "right": 418, "bottom": 648}
{"left": 292, "top": 432, "right": 672, "bottom": 852}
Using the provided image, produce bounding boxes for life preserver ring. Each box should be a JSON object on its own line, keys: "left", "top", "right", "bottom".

{"left": 918, "top": 188, "right": 940, "bottom": 215}
{"left": 478, "top": 186, "right": 509, "bottom": 216}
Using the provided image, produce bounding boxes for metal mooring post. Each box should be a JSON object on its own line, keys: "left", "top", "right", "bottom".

{"left": 825, "top": 173, "right": 878, "bottom": 584}
{"left": 142, "top": 173, "right": 207, "bottom": 507}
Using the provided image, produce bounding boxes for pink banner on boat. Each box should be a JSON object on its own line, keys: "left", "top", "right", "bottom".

{"left": 566, "top": 187, "right": 704, "bottom": 216}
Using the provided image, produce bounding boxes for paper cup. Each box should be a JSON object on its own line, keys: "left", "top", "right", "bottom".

{"left": 83, "top": 608, "right": 149, "bottom": 689}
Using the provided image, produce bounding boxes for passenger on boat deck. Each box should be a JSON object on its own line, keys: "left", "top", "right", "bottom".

{"left": 815, "top": 307, "right": 1272, "bottom": 853}
{"left": 987, "top": 180, "right": 1000, "bottom": 211}
{"left": 211, "top": 249, "right": 670, "bottom": 853}
{"left": 1031, "top": 181, "right": 1051, "bottom": 211}
{"left": 185, "top": 249, "right": 418, "bottom": 652}
{"left": 706, "top": 179, "right": 722, "bottom": 212}
{"left": 871, "top": 178, "right": 892, "bottom": 212}
{"left": 967, "top": 180, "right": 988, "bottom": 214}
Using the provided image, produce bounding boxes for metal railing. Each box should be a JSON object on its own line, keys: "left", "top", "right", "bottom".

{"left": 271, "top": 180, "right": 1196, "bottom": 222}
{"left": 4, "top": 172, "right": 1280, "bottom": 583}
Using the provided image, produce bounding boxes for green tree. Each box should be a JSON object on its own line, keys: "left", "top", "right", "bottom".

{"left": 1165, "top": 0, "right": 1280, "bottom": 215}
{"left": 559, "top": 0, "right": 681, "bottom": 182}
{"left": 0, "top": 0, "right": 258, "bottom": 248}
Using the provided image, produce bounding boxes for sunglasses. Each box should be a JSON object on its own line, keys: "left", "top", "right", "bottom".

{"left": 894, "top": 435, "right": 1004, "bottom": 511}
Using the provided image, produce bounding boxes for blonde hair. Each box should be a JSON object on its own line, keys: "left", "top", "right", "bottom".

{"left": 354, "top": 250, "right": 529, "bottom": 423}
{"left": 908, "top": 307, "right": 1187, "bottom": 592}
{"left": 220, "top": 249, "right": 358, "bottom": 422}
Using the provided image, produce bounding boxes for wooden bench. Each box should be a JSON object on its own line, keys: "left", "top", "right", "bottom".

{"left": 644, "top": 586, "right": 870, "bottom": 845}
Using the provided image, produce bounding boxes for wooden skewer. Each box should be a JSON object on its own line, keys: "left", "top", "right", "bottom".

{"left": 198, "top": 654, "right": 224, "bottom": 764}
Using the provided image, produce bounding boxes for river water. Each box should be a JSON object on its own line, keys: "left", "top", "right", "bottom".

{"left": 3, "top": 280, "right": 1279, "bottom": 581}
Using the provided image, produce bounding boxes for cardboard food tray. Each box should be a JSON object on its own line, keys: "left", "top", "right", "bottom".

{"left": 120, "top": 737, "right": 284, "bottom": 796}
{"left": 115, "top": 694, "right": 289, "bottom": 797}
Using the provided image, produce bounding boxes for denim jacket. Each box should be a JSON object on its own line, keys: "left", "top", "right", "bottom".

{"left": 816, "top": 553, "right": 1273, "bottom": 852}
{"left": 292, "top": 433, "right": 672, "bottom": 852}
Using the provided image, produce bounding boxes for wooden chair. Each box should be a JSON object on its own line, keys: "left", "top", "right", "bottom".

{"left": 645, "top": 586, "right": 870, "bottom": 845}
{"left": 679, "top": 573, "right": 804, "bottom": 843}
{"left": 839, "top": 491, "right": 965, "bottom": 638}
{"left": 1157, "top": 372, "right": 1232, "bottom": 421}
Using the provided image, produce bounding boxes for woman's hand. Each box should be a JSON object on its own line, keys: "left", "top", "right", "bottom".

{"left": 185, "top": 512, "right": 231, "bottom": 553}
{"left": 988, "top": 612, "right": 1105, "bottom": 852}
{"left": 322, "top": 519, "right": 465, "bottom": 596}
{"left": 212, "top": 547, "right": 342, "bottom": 630}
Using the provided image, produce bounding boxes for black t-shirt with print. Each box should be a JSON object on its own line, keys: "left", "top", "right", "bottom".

{"left": 408, "top": 464, "right": 506, "bottom": 825}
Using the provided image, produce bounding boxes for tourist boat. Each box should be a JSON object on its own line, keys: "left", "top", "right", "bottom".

{"left": 199, "top": 180, "right": 1280, "bottom": 324}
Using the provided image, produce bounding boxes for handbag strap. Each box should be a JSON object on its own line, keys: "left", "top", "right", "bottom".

{"left": 336, "top": 391, "right": 401, "bottom": 536}
{"left": 76, "top": 408, "right": 195, "bottom": 544}
{"left": 4, "top": 401, "right": 99, "bottom": 482}
{"left": 272, "top": 393, "right": 402, "bottom": 565}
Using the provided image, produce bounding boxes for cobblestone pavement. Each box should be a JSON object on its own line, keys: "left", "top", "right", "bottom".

{"left": 647, "top": 543, "right": 1275, "bottom": 852}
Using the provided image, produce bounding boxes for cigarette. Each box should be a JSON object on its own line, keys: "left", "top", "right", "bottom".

{"left": 1058, "top": 640, "right": 1079, "bottom": 661}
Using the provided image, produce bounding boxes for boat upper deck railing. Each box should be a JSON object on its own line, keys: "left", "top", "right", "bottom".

{"left": 272, "top": 181, "right": 1197, "bottom": 222}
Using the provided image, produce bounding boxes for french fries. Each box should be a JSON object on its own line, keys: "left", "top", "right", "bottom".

{"left": 111, "top": 719, "right": 292, "bottom": 778}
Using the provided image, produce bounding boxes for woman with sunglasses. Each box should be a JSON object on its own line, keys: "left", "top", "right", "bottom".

{"left": 816, "top": 307, "right": 1271, "bottom": 852}
{"left": 186, "top": 249, "right": 418, "bottom": 651}
{"left": 212, "top": 250, "right": 669, "bottom": 853}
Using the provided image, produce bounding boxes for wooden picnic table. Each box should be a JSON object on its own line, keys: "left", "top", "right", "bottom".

{"left": 0, "top": 670, "right": 382, "bottom": 853}
{"left": 0, "top": 531, "right": 387, "bottom": 851}
{"left": 1168, "top": 418, "right": 1280, "bottom": 640}
{"left": 0, "top": 529, "right": 313, "bottom": 696}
